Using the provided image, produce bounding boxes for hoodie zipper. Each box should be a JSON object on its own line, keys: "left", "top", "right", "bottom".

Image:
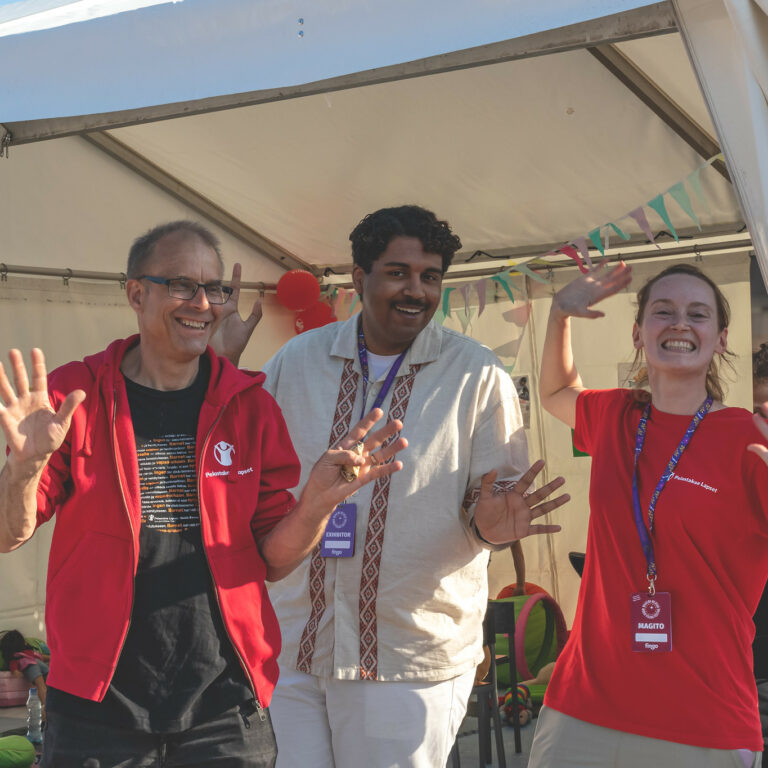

{"left": 110, "top": 392, "right": 137, "bottom": 681}
{"left": 198, "top": 406, "right": 266, "bottom": 720}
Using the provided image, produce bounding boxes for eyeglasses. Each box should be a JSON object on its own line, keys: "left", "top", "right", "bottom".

{"left": 137, "top": 275, "right": 233, "bottom": 305}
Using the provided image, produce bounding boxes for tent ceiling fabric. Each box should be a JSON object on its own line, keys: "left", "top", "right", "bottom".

{"left": 104, "top": 31, "right": 740, "bottom": 270}
{"left": 0, "top": 0, "right": 664, "bottom": 122}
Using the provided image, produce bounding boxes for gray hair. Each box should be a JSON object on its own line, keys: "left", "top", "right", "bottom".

{"left": 127, "top": 221, "right": 223, "bottom": 278}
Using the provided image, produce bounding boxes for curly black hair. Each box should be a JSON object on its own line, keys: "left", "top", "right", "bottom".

{"left": 349, "top": 205, "right": 462, "bottom": 274}
{"left": 754, "top": 343, "right": 768, "bottom": 380}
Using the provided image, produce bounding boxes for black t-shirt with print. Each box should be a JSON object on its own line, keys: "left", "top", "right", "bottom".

{"left": 46, "top": 357, "right": 253, "bottom": 732}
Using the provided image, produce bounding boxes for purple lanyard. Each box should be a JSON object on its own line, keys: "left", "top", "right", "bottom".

{"left": 631, "top": 395, "right": 712, "bottom": 591}
{"left": 357, "top": 326, "right": 407, "bottom": 421}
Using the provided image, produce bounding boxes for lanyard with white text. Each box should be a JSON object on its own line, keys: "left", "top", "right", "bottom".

{"left": 357, "top": 325, "right": 407, "bottom": 421}
{"left": 631, "top": 395, "right": 712, "bottom": 594}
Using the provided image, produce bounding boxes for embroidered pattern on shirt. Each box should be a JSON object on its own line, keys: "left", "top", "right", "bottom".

{"left": 296, "top": 359, "right": 359, "bottom": 674}
{"left": 359, "top": 364, "right": 421, "bottom": 680}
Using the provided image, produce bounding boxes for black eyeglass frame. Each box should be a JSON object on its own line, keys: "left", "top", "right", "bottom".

{"left": 137, "top": 275, "right": 234, "bottom": 304}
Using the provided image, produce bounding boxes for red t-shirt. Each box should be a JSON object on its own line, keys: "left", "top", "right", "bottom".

{"left": 545, "top": 388, "right": 768, "bottom": 750}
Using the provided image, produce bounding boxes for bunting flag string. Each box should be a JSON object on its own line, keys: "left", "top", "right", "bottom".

{"left": 322, "top": 153, "right": 722, "bottom": 330}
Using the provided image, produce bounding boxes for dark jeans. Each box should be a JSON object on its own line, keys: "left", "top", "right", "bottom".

{"left": 40, "top": 703, "right": 277, "bottom": 768}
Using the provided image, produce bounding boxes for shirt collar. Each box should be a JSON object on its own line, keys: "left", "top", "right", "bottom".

{"left": 330, "top": 314, "right": 442, "bottom": 372}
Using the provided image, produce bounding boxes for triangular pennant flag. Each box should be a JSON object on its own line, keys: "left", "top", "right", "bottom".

{"left": 687, "top": 166, "right": 711, "bottom": 215}
{"left": 349, "top": 293, "right": 360, "bottom": 313}
{"left": 459, "top": 284, "right": 471, "bottom": 318}
{"left": 608, "top": 222, "right": 631, "bottom": 240}
{"left": 491, "top": 274, "right": 516, "bottom": 303}
{"left": 507, "top": 275, "right": 525, "bottom": 299}
{"left": 648, "top": 194, "right": 678, "bottom": 242}
{"left": 513, "top": 262, "right": 550, "bottom": 284}
{"left": 559, "top": 245, "right": 588, "bottom": 274}
{"left": 476, "top": 279, "right": 487, "bottom": 317}
{"left": 627, "top": 207, "right": 657, "bottom": 246}
{"left": 442, "top": 286, "right": 455, "bottom": 318}
{"left": 493, "top": 336, "right": 524, "bottom": 360}
{"left": 571, "top": 236, "right": 593, "bottom": 269}
{"left": 502, "top": 303, "right": 532, "bottom": 328}
{"left": 459, "top": 306, "right": 474, "bottom": 334}
{"left": 668, "top": 181, "right": 701, "bottom": 230}
{"left": 432, "top": 306, "right": 446, "bottom": 325}
{"left": 588, "top": 228, "right": 605, "bottom": 257}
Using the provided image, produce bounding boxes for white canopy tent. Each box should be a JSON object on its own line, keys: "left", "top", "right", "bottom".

{"left": 0, "top": 0, "right": 763, "bottom": 636}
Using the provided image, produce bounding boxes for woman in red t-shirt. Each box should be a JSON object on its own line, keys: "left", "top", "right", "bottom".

{"left": 530, "top": 261, "right": 768, "bottom": 768}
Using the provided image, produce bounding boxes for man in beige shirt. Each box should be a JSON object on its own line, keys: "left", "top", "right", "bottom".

{"left": 221, "top": 205, "right": 568, "bottom": 767}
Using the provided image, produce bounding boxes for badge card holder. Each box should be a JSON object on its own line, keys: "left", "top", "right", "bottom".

{"left": 321, "top": 503, "right": 356, "bottom": 558}
{"left": 630, "top": 591, "right": 672, "bottom": 652}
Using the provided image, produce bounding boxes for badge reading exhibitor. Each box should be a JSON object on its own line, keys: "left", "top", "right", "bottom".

{"left": 321, "top": 503, "right": 356, "bottom": 558}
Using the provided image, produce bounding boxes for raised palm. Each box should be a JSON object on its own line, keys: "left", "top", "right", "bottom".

{"left": 0, "top": 349, "right": 84, "bottom": 465}
{"left": 303, "top": 409, "right": 407, "bottom": 512}
{"left": 474, "top": 460, "right": 569, "bottom": 544}
{"left": 553, "top": 260, "right": 632, "bottom": 319}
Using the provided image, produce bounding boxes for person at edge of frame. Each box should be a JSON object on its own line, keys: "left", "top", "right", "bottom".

{"left": 529, "top": 260, "right": 768, "bottom": 768}
{"left": 0, "top": 220, "right": 409, "bottom": 768}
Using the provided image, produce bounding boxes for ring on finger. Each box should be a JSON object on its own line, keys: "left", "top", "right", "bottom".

{"left": 340, "top": 441, "right": 365, "bottom": 482}
{"left": 369, "top": 450, "right": 381, "bottom": 466}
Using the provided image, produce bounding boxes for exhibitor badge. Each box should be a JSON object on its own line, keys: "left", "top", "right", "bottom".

{"left": 321, "top": 503, "right": 356, "bottom": 558}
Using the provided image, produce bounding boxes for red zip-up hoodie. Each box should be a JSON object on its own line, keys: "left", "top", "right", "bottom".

{"left": 36, "top": 336, "right": 300, "bottom": 707}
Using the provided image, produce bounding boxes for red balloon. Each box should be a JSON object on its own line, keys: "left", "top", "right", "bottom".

{"left": 294, "top": 302, "right": 335, "bottom": 334}
{"left": 276, "top": 270, "right": 320, "bottom": 311}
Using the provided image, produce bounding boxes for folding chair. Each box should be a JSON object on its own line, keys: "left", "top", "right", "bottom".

{"left": 448, "top": 600, "right": 519, "bottom": 767}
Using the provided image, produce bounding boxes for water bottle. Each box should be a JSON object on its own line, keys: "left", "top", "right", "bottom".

{"left": 26, "top": 687, "right": 42, "bottom": 744}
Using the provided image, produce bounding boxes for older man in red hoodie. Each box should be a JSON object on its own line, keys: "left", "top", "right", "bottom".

{"left": 0, "top": 220, "right": 405, "bottom": 768}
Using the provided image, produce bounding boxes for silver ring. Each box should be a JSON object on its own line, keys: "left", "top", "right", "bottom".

{"left": 369, "top": 451, "right": 380, "bottom": 466}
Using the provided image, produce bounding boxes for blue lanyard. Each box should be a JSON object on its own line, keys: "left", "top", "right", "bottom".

{"left": 357, "top": 325, "right": 408, "bottom": 421}
{"left": 631, "top": 395, "right": 712, "bottom": 591}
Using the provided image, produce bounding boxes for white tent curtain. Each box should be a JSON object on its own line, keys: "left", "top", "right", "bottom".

{"left": 674, "top": 0, "right": 768, "bottom": 285}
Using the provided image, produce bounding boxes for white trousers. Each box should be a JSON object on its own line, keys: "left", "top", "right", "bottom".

{"left": 269, "top": 666, "right": 476, "bottom": 768}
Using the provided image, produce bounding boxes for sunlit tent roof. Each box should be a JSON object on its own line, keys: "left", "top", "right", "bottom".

{"left": 0, "top": 0, "right": 751, "bottom": 283}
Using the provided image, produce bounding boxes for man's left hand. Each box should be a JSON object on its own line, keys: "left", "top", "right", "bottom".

{"left": 210, "top": 263, "right": 262, "bottom": 365}
{"left": 474, "top": 460, "right": 569, "bottom": 545}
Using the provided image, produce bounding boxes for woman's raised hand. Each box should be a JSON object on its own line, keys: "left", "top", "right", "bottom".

{"left": 0, "top": 349, "right": 85, "bottom": 466}
{"left": 552, "top": 260, "right": 632, "bottom": 320}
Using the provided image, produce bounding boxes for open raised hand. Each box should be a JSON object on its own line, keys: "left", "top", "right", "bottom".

{"left": 552, "top": 259, "right": 632, "bottom": 320}
{"left": 0, "top": 349, "right": 85, "bottom": 468}
{"left": 474, "top": 460, "right": 569, "bottom": 545}
{"left": 210, "top": 262, "right": 263, "bottom": 366}
{"left": 302, "top": 408, "right": 407, "bottom": 514}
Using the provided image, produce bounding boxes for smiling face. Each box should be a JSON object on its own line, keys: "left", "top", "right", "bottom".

{"left": 126, "top": 231, "right": 224, "bottom": 365}
{"left": 351, "top": 236, "right": 443, "bottom": 354}
{"left": 632, "top": 273, "right": 728, "bottom": 381}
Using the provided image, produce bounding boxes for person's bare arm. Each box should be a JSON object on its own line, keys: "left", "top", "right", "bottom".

{"left": 259, "top": 409, "right": 407, "bottom": 581}
{"left": 540, "top": 261, "right": 632, "bottom": 428}
{"left": 0, "top": 349, "right": 84, "bottom": 552}
{"left": 510, "top": 540, "right": 526, "bottom": 595}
